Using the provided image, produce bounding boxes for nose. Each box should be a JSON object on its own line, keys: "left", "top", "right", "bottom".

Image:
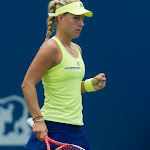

{"left": 79, "top": 19, "right": 84, "bottom": 27}
{"left": 81, "top": 20, "right": 84, "bottom": 26}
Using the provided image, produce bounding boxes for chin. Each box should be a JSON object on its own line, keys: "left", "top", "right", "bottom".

{"left": 68, "top": 32, "right": 80, "bottom": 39}
{"left": 72, "top": 34, "right": 80, "bottom": 39}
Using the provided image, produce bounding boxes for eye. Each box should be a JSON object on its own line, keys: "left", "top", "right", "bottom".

{"left": 74, "top": 16, "right": 85, "bottom": 21}
{"left": 82, "top": 17, "right": 85, "bottom": 21}
{"left": 74, "top": 16, "right": 80, "bottom": 20}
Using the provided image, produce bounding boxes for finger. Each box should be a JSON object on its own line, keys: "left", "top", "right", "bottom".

{"left": 100, "top": 77, "right": 106, "bottom": 82}
{"left": 99, "top": 73, "right": 105, "bottom": 77}
{"left": 36, "top": 130, "right": 42, "bottom": 140}
{"left": 98, "top": 82, "right": 102, "bottom": 86}
{"left": 98, "top": 73, "right": 106, "bottom": 78}
{"left": 33, "top": 129, "right": 39, "bottom": 139}
{"left": 98, "top": 81, "right": 106, "bottom": 87}
{"left": 95, "top": 76, "right": 103, "bottom": 82}
{"left": 40, "top": 131, "right": 45, "bottom": 142}
{"left": 98, "top": 82, "right": 104, "bottom": 86}
{"left": 103, "top": 77, "right": 106, "bottom": 81}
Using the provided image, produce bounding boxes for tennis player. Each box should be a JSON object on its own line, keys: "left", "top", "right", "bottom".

{"left": 21, "top": 0, "right": 106, "bottom": 149}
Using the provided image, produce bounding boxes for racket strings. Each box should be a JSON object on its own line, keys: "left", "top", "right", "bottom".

{"left": 58, "top": 145, "right": 83, "bottom": 150}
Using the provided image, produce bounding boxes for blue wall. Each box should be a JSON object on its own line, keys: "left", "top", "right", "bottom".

{"left": 0, "top": 0, "right": 150, "bottom": 150}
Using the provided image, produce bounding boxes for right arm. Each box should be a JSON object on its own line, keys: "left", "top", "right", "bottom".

{"left": 21, "top": 39, "right": 60, "bottom": 141}
{"left": 73, "top": 43, "right": 106, "bottom": 93}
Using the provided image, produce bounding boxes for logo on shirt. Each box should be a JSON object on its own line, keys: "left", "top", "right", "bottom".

{"left": 77, "top": 62, "right": 80, "bottom": 66}
{"left": 65, "top": 67, "right": 80, "bottom": 70}
{"left": 65, "top": 62, "right": 81, "bottom": 70}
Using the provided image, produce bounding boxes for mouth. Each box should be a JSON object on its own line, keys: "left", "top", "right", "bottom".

{"left": 76, "top": 29, "right": 82, "bottom": 32}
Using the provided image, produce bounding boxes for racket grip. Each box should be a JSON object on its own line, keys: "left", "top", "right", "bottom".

{"left": 27, "top": 118, "right": 48, "bottom": 136}
{"left": 27, "top": 117, "right": 34, "bottom": 127}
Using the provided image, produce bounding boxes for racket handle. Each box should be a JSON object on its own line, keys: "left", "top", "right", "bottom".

{"left": 27, "top": 117, "right": 34, "bottom": 127}
{"left": 27, "top": 118, "right": 48, "bottom": 136}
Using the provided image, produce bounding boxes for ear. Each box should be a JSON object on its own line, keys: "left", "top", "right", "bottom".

{"left": 57, "top": 14, "right": 63, "bottom": 23}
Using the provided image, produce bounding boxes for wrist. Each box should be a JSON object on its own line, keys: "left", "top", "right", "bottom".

{"left": 34, "top": 119, "right": 45, "bottom": 123}
{"left": 84, "top": 78, "right": 97, "bottom": 92}
{"left": 33, "top": 116, "right": 43, "bottom": 121}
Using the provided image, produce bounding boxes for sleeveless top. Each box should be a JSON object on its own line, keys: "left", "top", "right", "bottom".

{"left": 40, "top": 36, "right": 85, "bottom": 125}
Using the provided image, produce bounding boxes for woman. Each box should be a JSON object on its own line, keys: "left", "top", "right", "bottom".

{"left": 21, "top": 0, "right": 106, "bottom": 149}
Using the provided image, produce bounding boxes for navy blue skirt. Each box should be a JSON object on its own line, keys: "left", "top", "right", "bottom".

{"left": 25, "top": 120, "right": 92, "bottom": 150}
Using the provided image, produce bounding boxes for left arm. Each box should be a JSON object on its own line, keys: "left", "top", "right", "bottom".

{"left": 81, "top": 73, "right": 106, "bottom": 93}
{"left": 73, "top": 43, "right": 85, "bottom": 93}
{"left": 73, "top": 43, "right": 106, "bottom": 93}
{"left": 81, "top": 81, "right": 86, "bottom": 93}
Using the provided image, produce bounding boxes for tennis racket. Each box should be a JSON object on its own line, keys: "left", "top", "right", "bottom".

{"left": 27, "top": 118, "right": 85, "bottom": 150}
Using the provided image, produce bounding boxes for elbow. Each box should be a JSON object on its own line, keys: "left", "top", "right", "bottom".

{"left": 21, "top": 78, "right": 35, "bottom": 90}
{"left": 21, "top": 80, "right": 27, "bottom": 90}
{"left": 21, "top": 79, "right": 30, "bottom": 90}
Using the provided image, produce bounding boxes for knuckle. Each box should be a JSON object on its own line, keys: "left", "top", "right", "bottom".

{"left": 33, "top": 129, "right": 36, "bottom": 133}
{"left": 40, "top": 136, "right": 45, "bottom": 141}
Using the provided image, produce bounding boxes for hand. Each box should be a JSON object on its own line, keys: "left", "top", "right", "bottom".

{"left": 32, "top": 121, "right": 48, "bottom": 141}
{"left": 92, "top": 73, "right": 106, "bottom": 90}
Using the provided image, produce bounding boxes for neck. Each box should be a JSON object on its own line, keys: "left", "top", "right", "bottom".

{"left": 55, "top": 30, "right": 73, "bottom": 47}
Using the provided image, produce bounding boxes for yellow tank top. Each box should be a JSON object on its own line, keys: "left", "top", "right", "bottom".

{"left": 41, "top": 36, "right": 85, "bottom": 125}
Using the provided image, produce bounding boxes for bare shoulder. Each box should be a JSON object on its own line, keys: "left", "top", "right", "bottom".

{"left": 39, "top": 38, "right": 59, "bottom": 56}
{"left": 32, "top": 38, "right": 61, "bottom": 71}
{"left": 72, "top": 43, "right": 82, "bottom": 55}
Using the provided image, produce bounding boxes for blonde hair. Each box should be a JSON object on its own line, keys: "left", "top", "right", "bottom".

{"left": 45, "top": 0, "right": 81, "bottom": 42}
